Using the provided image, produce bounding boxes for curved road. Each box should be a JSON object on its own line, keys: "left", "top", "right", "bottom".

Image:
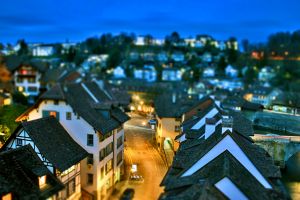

{"left": 111, "top": 113, "right": 168, "bottom": 200}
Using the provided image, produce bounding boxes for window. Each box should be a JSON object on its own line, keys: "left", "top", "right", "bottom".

{"left": 117, "top": 151, "right": 123, "bottom": 165}
{"left": 87, "top": 154, "right": 93, "bottom": 165}
{"left": 67, "top": 179, "right": 76, "bottom": 197}
{"left": 105, "top": 159, "right": 113, "bottom": 174}
{"left": 16, "top": 139, "right": 22, "bottom": 146}
{"left": 99, "top": 149, "right": 105, "bottom": 161}
{"left": 28, "top": 77, "right": 35, "bottom": 83}
{"left": 175, "top": 125, "right": 181, "bottom": 132}
{"left": 39, "top": 175, "right": 47, "bottom": 188}
{"left": 27, "top": 86, "right": 37, "bottom": 92}
{"left": 87, "top": 134, "right": 94, "bottom": 146}
{"left": 42, "top": 110, "right": 60, "bottom": 120}
{"left": 66, "top": 112, "right": 72, "bottom": 120}
{"left": 87, "top": 174, "right": 93, "bottom": 185}
{"left": 105, "top": 142, "right": 113, "bottom": 155}
{"left": 54, "top": 100, "right": 59, "bottom": 105}
{"left": 117, "top": 136, "right": 123, "bottom": 148}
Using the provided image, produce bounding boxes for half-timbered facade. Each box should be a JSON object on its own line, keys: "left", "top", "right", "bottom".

{"left": 2, "top": 117, "right": 88, "bottom": 200}
{"left": 0, "top": 145, "right": 64, "bottom": 200}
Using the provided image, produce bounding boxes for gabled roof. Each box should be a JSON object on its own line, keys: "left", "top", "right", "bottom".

{"left": 19, "top": 81, "right": 130, "bottom": 135}
{"left": 222, "top": 96, "right": 264, "bottom": 111}
{"left": 5, "top": 56, "right": 49, "bottom": 72}
{"left": 3, "top": 117, "right": 88, "bottom": 172}
{"left": 155, "top": 94, "right": 212, "bottom": 118}
{"left": 161, "top": 121, "right": 287, "bottom": 199}
{"left": 0, "top": 145, "right": 64, "bottom": 199}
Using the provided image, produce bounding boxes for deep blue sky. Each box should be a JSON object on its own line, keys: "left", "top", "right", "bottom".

{"left": 1, "top": 0, "right": 300, "bottom": 44}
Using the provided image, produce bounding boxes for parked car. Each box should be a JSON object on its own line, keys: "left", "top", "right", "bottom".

{"left": 120, "top": 188, "right": 135, "bottom": 200}
{"left": 148, "top": 119, "right": 157, "bottom": 125}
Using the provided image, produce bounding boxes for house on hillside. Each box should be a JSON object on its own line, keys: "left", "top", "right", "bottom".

{"left": 243, "top": 86, "right": 282, "bottom": 108}
{"left": 5, "top": 56, "right": 49, "bottom": 103}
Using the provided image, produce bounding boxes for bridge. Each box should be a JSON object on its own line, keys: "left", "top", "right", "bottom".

{"left": 252, "top": 134, "right": 300, "bottom": 168}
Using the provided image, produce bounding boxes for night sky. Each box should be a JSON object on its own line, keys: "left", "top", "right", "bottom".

{"left": 1, "top": 0, "right": 300, "bottom": 43}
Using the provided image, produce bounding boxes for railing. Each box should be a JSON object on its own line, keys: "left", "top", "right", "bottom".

{"left": 252, "top": 134, "right": 300, "bottom": 142}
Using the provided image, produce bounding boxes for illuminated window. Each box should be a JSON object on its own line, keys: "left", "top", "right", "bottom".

{"left": 105, "top": 159, "right": 113, "bottom": 174}
{"left": 39, "top": 175, "right": 47, "bottom": 188}
{"left": 49, "top": 111, "right": 57, "bottom": 118}
{"left": 2, "top": 193, "right": 12, "bottom": 200}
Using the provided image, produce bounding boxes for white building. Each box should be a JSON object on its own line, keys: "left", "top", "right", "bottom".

{"left": 32, "top": 45, "right": 55, "bottom": 57}
{"left": 225, "top": 65, "right": 239, "bottom": 78}
{"left": 16, "top": 82, "right": 129, "bottom": 200}
{"left": 203, "top": 67, "right": 216, "bottom": 78}
{"left": 258, "top": 66, "right": 276, "bottom": 82}
{"left": 5, "top": 59, "right": 48, "bottom": 103}
{"left": 133, "top": 65, "right": 157, "bottom": 82}
{"left": 171, "top": 52, "right": 185, "bottom": 62}
{"left": 162, "top": 68, "right": 182, "bottom": 81}
{"left": 113, "top": 66, "right": 126, "bottom": 79}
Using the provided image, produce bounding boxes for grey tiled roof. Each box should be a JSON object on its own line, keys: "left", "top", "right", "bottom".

{"left": 39, "top": 82, "right": 129, "bottom": 135}
{"left": 5, "top": 117, "right": 88, "bottom": 172}
{"left": 155, "top": 95, "right": 212, "bottom": 118}
{"left": 161, "top": 127, "right": 288, "bottom": 199}
{"left": 0, "top": 145, "right": 64, "bottom": 199}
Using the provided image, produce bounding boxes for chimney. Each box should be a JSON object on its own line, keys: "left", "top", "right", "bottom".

{"left": 222, "top": 115, "right": 233, "bottom": 134}
{"left": 172, "top": 93, "right": 176, "bottom": 103}
{"left": 205, "top": 118, "right": 217, "bottom": 139}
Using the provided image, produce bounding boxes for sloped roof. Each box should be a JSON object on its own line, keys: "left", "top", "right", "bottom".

{"left": 5, "top": 56, "right": 49, "bottom": 72}
{"left": 161, "top": 126, "right": 288, "bottom": 199}
{"left": 0, "top": 145, "right": 64, "bottom": 199}
{"left": 155, "top": 94, "right": 212, "bottom": 118}
{"left": 5, "top": 117, "right": 88, "bottom": 172}
{"left": 222, "top": 96, "right": 264, "bottom": 111}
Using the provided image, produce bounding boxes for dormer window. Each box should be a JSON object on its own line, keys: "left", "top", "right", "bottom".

{"left": 39, "top": 175, "right": 47, "bottom": 188}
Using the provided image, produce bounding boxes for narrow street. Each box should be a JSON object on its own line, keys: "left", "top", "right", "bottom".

{"left": 111, "top": 113, "right": 168, "bottom": 200}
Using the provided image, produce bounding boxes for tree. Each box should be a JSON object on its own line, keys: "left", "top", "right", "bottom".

{"left": 106, "top": 48, "right": 121, "bottom": 69}
{"left": 244, "top": 66, "right": 258, "bottom": 84}
{"left": 217, "top": 56, "right": 227, "bottom": 72}
{"left": 0, "top": 43, "right": 4, "bottom": 51}
{"left": 242, "top": 39, "right": 249, "bottom": 53}
{"left": 17, "top": 39, "right": 29, "bottom": 56}
{"left": 144, "top": 34, "right": 153, "bottom": 46}
{"left": 0, "top": 63, "right": 11, "bottom": 82}
{"left": 12, "top": 91, "right": 28, "bottom": 105}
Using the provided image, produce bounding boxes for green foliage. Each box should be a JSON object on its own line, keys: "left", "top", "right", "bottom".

{"left": 0, "top": 105, "right": 27, "bottom": 143}
{"left": 244, "top": 66, "right": 258, "bottom": 84}
{"left": 12, "top": 91, "right": 28, "bottom": 105}
{"left": 17, "top": 39, "right": 29, "bottom": 56}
